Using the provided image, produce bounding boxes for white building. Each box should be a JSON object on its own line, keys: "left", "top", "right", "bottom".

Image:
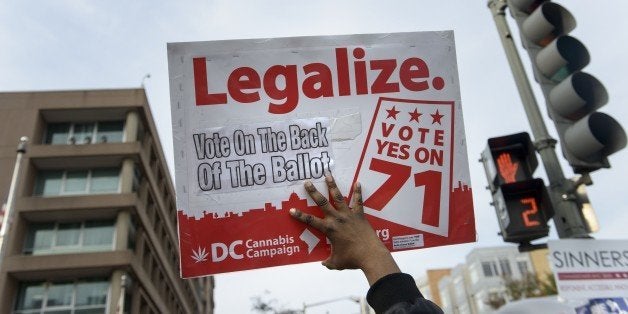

{"left": 435, "top": 246, "right": 550, "bottom": 314}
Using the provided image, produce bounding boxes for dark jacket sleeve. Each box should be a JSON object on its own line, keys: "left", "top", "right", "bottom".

{"left": 366, "top": 273, "right": 444, "bottom": 314}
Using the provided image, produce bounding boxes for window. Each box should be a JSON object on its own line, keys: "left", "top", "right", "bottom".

{"left": 45, "top": 123, "right": 71, "bottom": 145}
{"left": 72, "top": 123, "right": 95, "bottom": 144}
{"left": 499, "top": 259, "right": 512, "bottom": 277}
{"left": 24, "top": 221, "right": 115, "bottom": 255}
{"left": 90, "top": 169, "right": 120, "bottom": 193}
{"left": 132, "top": 164, "right": 143, "bottom": 192}
{"left": 15, "top": 280, "right": 109, "bottom": 313}
{"left": 96, "top": 121, "right": 124, "bottom": 143}
{"left": 34, "top": 169, "right": 120, "bottom": 196}
{"left": 481, "top": 261, "right": 498, "bottom": 277}
{"left": 517, "top": 260, "right": 529, "bottom": 276}
{"left": 44, "top": 121, "right": 124, "bottom": 145}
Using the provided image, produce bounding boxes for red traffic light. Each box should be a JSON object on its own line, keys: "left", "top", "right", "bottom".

{"left": 482, "top": 132, "right": 538, "bottom": 190}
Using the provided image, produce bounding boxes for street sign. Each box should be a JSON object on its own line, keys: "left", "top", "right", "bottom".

{"left": 549, "top": 239, "right": 628, "bottom": 299}
{"left": 168, "top": 32, "right": 475, "bottom": 277}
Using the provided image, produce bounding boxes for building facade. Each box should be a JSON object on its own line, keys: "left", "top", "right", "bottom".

{"left": 431, "top": 246, "right": 552, "bottom": 314}
{"left": 416, "top": 268, "right": 451, "bottom": 308}
{"left": 0, "top": 89, "right": 214, "bottom": 313}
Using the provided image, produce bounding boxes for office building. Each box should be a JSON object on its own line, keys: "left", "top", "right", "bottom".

{"left": 0, "top": 89, "right": 214, "bottom": 313}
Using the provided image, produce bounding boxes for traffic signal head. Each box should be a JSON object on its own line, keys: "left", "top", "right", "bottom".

{"left": 521, "top": 2, "right": 575, "bottom": 47}
{"left": 508, "top": 0, "right": 546, "bottom": 14}
{"left": 481, "top": 132, "right": 553, "bottom": 244}
{"left": 535, "top": 36, "right": 588, "bottom": 82}
{"left": 508, "top": 0, "right": 627, "bottom": 173}
{"left": 481, "top": 132, "right": 538, "bottom": 191}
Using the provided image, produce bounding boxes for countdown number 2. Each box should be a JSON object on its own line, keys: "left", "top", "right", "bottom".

{"left": 520, "top": 197, "right": 540, "bottom": 227}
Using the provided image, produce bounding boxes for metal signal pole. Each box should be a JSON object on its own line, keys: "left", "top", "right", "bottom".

{"left": 487, "top": 0, "right": 589, "bottom": 239}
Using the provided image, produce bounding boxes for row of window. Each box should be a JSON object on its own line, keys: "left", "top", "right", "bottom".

{"left": 25, "top": 221, "right": 115, "bottom": 255}
{"left": 34, "top": 169, "right": 120, "bottom": 196}
{"left": 16, "top": 280, "right": 108, "bottom": 313}
{"left": 45, "top": 121, "right": 124, "bottom": 145}
{"left": 481, "top": 259, "right": 528, "bottom": 278}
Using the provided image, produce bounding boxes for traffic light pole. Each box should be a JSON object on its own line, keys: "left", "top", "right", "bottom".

{"left": 487, "top": 0, "right": 589, "bottom": 239}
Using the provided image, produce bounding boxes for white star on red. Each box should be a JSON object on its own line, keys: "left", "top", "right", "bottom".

{"left": 386, "top": 106, "right": 400, "bottom": 120}
{"left": 431, "top": 109, "right": 444, "bottom": 125}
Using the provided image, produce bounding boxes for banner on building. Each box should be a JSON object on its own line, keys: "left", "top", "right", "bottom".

{"left": 549, "top": 239, "right": 628, "bottom": 299}
{"left": 168, "top": 31, "right": 475, "bottom": 277}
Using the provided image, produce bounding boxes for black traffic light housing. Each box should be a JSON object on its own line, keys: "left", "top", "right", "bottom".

{"left": 495, "top": 178, "right": 553, "bottom": 243}
{"left": 482, "top": 132, "right": 538, "bottom": 189}
{"left": 482, "top": 132, "right": 554, "bottom": 244}
{"left": 507, "top": 0, "right": 626, "bottom": 173}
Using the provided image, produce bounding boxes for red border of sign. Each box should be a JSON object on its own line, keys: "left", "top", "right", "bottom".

{"left": 348, "top": 97, "right": 456, "bottom": 210}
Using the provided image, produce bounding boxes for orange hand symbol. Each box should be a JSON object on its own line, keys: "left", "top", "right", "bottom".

{"left": 497, "top": 153, "right": 519, "bottom": 183}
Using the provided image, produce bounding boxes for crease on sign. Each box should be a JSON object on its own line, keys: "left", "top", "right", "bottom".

{"left": 331, "top": 112, "right": 362, "bottom": 141}
{"left": 219, "top": 108, "right": 362, "bottom": 137}
{"left": 173, "top": 133, "right": 184, "bottom": 143}
{"left": 254, "top": 38, "right": 273, "bottom": 44}
{"left": 224, "top": 114, "right": 292, "bottom": 125}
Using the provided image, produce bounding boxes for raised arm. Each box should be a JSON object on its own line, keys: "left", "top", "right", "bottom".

{"left": 289, "top": 174, "right": 444, "bottom": 314}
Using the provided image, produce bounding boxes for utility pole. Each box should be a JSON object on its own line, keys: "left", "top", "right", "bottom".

{"left": 0, "top": 136, "right": 29, "bottom": 269}
{"left": 487, "top": 0, "right": 589, "bottom": 239}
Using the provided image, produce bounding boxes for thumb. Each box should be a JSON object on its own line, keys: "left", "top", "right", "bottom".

{"left": 322, "top": 258, "right": 337, "bottom": 270}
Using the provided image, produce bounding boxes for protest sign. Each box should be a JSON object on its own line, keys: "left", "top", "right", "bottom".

{"left": 168, "top": 31, "right": 475, "bottom": 277}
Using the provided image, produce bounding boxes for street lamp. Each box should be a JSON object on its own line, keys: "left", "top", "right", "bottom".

{"left": 0, "top": 136, "right": 28, "bottom": 270}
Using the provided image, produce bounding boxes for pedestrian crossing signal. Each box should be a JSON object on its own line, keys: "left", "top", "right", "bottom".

{"left": 481, "top": 132, "right": 553, "bottom": 244}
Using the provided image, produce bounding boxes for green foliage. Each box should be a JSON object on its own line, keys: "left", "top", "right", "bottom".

{"left": 484, "top": 292, "right": 507, "bottom": 310}
{"left": 504, "top": 273, "right": 557, "bottom": 300}
{"left": 484, "top": 273, "right": 557, "bottom": 310}
{"left": 537, "top": 273, "right": 558, "bottom": 296}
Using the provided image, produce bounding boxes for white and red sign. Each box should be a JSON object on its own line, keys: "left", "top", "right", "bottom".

{"left": 168, "top": 32, "right": 475, "bottom": 278}
{"left": 549, "top": 239, "right": 628, "bottom": 299}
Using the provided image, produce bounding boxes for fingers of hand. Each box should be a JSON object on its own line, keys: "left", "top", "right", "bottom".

{"left": 351, "top": 181, "right": 364, "bottom": 214}
{"left": 325, "top": 174, "right": 348, "bottom": 210}
{"left": 289, "top": 208, "right": 326, "bottom": 232}
{"left": 304, "top": 180, "right": 337, "bottom": 216}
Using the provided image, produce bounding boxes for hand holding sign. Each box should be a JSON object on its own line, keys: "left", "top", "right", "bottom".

{"left": 289, "top": 175, "right": 400, "bottom": 285}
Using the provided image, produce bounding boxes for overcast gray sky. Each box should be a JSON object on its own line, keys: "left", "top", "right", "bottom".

{"left": 2, "top": 1, "right": 627, "bottom": 313}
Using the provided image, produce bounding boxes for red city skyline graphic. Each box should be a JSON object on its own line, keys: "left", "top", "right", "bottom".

{"left": 178, "top": 181, "right": 474, "bottom": 277}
